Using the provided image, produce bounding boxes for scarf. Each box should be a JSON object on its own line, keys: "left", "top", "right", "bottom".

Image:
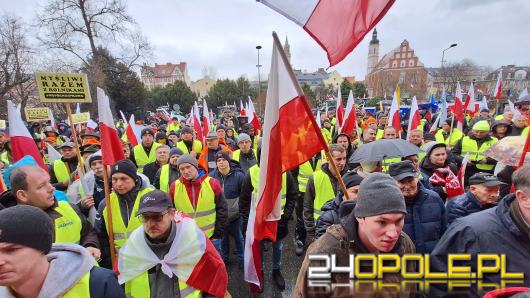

{"left": 429, "top": 166, "right": 464, "bottom": 199}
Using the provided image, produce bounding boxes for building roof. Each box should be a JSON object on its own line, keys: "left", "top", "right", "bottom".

{"left": 141, "top": 62, "right": 187, "bottom": 78}
{"left": 486, "top": 65, "right": 530, "bottom": 81}
{"left": 373, "top": 40, "right": 424, "bottom": 70}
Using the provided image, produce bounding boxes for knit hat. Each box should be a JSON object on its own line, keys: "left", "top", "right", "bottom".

{"left": 176, "top": 154, "right": 198, "bottom": 169}
{"left": 141, "top": 128, "right": 155, "bottom": 137}
{"left": 155, "top": 131, "right": 167, "bottom": 140}
{"left": 88, "top": 154, "right": 102, "bottom": 166}
{"left": 354, "top": 173, "right": 406, "bottom": 217}
{"left": 342, "top": 172, "right": 364, "bottom": 188}
{"left": 110, "top": 159, "right": 139, "bottom": 182}
{"left": 169, "top": 147, "right": 183, "bottom": 158}
{"left": 216, "top": 124, "right": 227, "bottom": 132}
{"left": 0, "top": 205, "right": 54, "bottom": 254}
{"left": 237, "top": 133, "right": 251, "bottom": 144}
{"left": 215, "top": 151, "right": 231, "bottom": 163}
{"left": 422, "top": 141, "right": 446, "bottom": 158}
{"left": 181, "top": 126, "right": 193, "bottom": 135}
{"left": 472, "top": 120, "right": 490, "bottom": 131}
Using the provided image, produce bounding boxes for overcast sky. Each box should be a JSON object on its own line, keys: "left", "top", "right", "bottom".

{"left": 3, "top": 0, "right": 530, "bottom": 82}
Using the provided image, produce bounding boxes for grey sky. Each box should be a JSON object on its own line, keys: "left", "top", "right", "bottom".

{"left": 3, "top": 0, "right": 530, "bottom": 82}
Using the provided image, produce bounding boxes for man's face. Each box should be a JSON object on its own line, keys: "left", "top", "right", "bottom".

{"left": 378, "top": 117, "right": 387, "bottom": 126}
{"left": 383, "top": 128, "right": 397, "bottom": 139}
{"left": 442, "top": 122, "right": 450, "bottom": 132}
{"left": 156, "top": 148, "right": 169, "bottom": 164}
{"left": 357, "top": 213, "right": 404, "bottom": 252}
{"left": 216, "top": 129, "right": 226, "bottom": 139}
{"left": 90, "top": 160, "right": 105, "bottom": 177}
{"left": 344, "top": 185, "right": 360, "bottom": 201}
{"left": 330, "top": 150, "right": 347, "bottom": 173}
{"left": 504, "top": 111, "right": 514, "bottom": 122}
{"left": 111, "top": 173, "right": 136, "bottom": 195}
{"left": 238, "top": 140, "right": 252, "bottom": 153}
{"left": 61, "top": 147, "right": 76, "bottom": 159}
{"left": 169, "top": 154, "right": 180, "bottom": 167}
{"left": 336, "top": 136, "right": 349, "bottom": 150}
{"left": 409, "top": 131, "right": 423, "bottom": 146}
{"left": 206, "top": 138, "right": 219, "bottom": 149}
{"left": 122, "top": 144, "right": 130, "bottom": 158}
{"left": 0, "top": 243, "right": 45, "bottom": 287}
{"left": 405, "top": 155, "right": 419, "bottom": 170}
{"left": 473, "top": 130, "right": 489, "bottom": 139}
{"left": 396, "top": 176, "right": 419, "bottom": 198}
{"left": 429, "top": 147, "right": 447, "bottom": 167}
{"left": 182, "top": 132, "right": 193, "bottom": 141}
{"left": 168, "top": 135, "right": 178, "bottom": 144}
{"left": 363, "top": 129, "right": 376, "bottom": 143}
{"left": 470, "top": 184, "right": 500, "bottom": 206}
{"left": 141, "top": 209, "right": 174, "bottom": 240}
{"left": 480, "top": 111, "right": 489, "bottom": 118}
{"left": 227, "top": 119, "right": 234, "bottom": 127}
{"left": 16, "top": 168, "right": 55, "bottom": 209}
{"left": 216, "top": 158, "right": 229, "bottom": 171}
{"left": 142, "top": 134, "right": 154, "bottom": 146}
{"left": 179, "top": 163, "right": 199, "bottom": 180}
{"left": 514, "top": 118, "right": 527, "bottom": 128}
{"left": 368, "top": 122, "right": 377, "bottom": 130}
{"left": 249, "top": 127, "right": 255, "bottom": 136}
{"left": 495, "top": 124, "right": 508, "bottom": 134}
{"left": 323, "top": 121, "right": 331, "bottom": 129}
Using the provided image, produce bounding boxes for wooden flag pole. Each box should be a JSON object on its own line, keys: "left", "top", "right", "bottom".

{"left": 65, "top": 104, "right": 85, "bottom": 176}
{"left": 447, "top": 115, "right": 456, "bottom": 149}
{"left": 102, "top": 165, "right": 117, "bottom": 268}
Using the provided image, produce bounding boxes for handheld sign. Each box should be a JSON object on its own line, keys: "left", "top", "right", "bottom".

{"left": 35, "top": 72, "right": 92, "bottom": 103}
{"left": 25, "top": 107, "right": 51, "bottom": 122}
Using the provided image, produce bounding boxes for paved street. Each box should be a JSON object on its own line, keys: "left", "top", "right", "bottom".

{"left": 226, "top": 219, "right": 304, "bottom": 298}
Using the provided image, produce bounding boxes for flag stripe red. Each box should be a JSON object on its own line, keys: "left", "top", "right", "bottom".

{"left": 11, "top": 136, "right": 47, "bottom": 171}
{"left": 100, "top": 123, "right": 125, "bottom": 166}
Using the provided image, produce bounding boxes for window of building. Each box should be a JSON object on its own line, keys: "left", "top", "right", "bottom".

{"left": 409, "top": 60, "right": 414, "bottom": 67}
{"left": 412, "top": 73, "right": 417, "bottom": 83}
{"left": 400, "top": 60, "right": 406, "bottom": 68}
{"left": 399, "top": 72, "right": 405, "bottom": 84}
{"left": 392, "top": 61, "right": 397, "bottom": 68}
{"left": 408, "top": 52, "right": 412, "bottom": 58}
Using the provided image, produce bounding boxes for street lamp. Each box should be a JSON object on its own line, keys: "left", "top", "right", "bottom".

{"left": 441, "top": 43, "right": 457, "bottom": 88}
{"left": 256, "top": 45, "right": 262, "bottom": 115}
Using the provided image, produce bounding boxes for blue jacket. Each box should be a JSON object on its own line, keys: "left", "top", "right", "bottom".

{"left": 209, "top": 162, "right": 245, "bottom": 200}
{"left": 403, "top": 183, "right": 447, "bottom": 254}
{"left": 446, "top": 191, "right": 496, "bottom": 226}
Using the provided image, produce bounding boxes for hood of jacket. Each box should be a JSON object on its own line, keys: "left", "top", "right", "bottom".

{"left": 497, "top": 194, "right": 528, "bottom": 239}
{"left": 0, "top": 244, "right": 95, "bottom": 298}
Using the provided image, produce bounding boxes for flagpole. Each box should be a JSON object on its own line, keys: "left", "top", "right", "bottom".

{"left": 272, "top": 32, "right": 351, "bottom": 200}
{"left": 102, "top": 165, "right": 117, "bottom": 268}
{"left": 65, "top": 104, "right": 85, "bottom": 176}
{"left": 447, "top": 115, "right": 455, "bottom": 149}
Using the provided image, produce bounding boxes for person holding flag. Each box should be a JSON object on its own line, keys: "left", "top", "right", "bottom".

{"left": 129, "top": 128, "right": 161, "bottom": 173}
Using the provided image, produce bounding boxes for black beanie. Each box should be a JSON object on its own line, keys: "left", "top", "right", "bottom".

{"left": 0, "top": 205, "right": 53, "bottom": 254}
{"left": 88, "top": 154, "right": 102, "bottom": 166}
{"left": 111, "top": 159, "right": 139, "bottom": 182}
{"left": 342, "top": 172, "right": 364, "bottom": 188}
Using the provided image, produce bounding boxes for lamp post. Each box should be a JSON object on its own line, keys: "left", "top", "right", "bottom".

{"left": 440, "top": 43, "right": 457, "bottom": 89}
{"left": 256, "top": 45, "right": 262, "bottom": 115}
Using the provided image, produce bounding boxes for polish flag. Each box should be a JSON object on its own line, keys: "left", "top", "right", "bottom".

{"left": 244, "top": 32, "right": 327, "bottom": 291}
{"left": 480, "top": 95, "right": 489, "bottom": 111}
{"left": 454, "top": 81, "right": 465, "bottom": 131}
{"left": 316, "top": 109, "right": 322, "bottom": 128}
{"left": 97, "top": 87, "right": 125, "bottom": 166}
{"left": 49, "top": 108, "right": 58, "bottom": 130}
{"left": 119, "top": 110, "right": 127, "bottom": 124}
{"left": 406, "top": 96, "right": 421, "bottom": 141}
{"left": 86, "top": 119, "right": 98, "bottom": 131}
{"left": 258, "top": 0, "right": 395, "bottom": 67}
{"left": 519, "top": 87, "right": 528, "bottom": 99}
{"left": 335, "top": 88, "right": 345, "bottom": 128}
{"left": 387, "top": 89, "right": 401, "bottom": 131}
{"left": 456, "top": 153, "right": 469, "bottom": 196}
{"left": 125, "top": 114, "right": 142, "bottom": 147}
{"left": 191, "top": 102, "right": 203, "bottom": 142}
{"left": 341, "top": 90, "right": 358, "bottom": 136}
{"left": 464, "top": 82, "right": 477, "bottom": 116}
{"left": 494, "top": 69, "right": 503, "bottom": 99}
{"left": 240, "top": 100, "right": 246, "bottom": 116}
{"left": 7, "top": 100, "right": 47, "bottom": 171}
{"left": 202, "top": 99, "right": 211, "bottom": 138}
{"left": 247, "top": 96, "right": 262, "bottom": 131}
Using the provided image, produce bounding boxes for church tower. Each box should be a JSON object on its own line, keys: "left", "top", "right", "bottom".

{"left": 283, "top": 36, "right": 291, "bottom": 65}
{"left": 367, "top": 28, "right": 380, "bottom": 75}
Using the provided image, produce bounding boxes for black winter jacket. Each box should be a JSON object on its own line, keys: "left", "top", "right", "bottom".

{"left": 314, "top": 195, "right": 355, "bottom": 238}
{"left": 446, "top": 191, "right": 496, "bottom": 225}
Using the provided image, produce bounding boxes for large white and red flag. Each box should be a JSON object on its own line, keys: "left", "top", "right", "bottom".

{"left": 453, "top": 81, "right": 465, "bottom": 131}
{"left": 244, "top": 32, "right": 327, "bottom": 291}
{"left": 406, "top": 96, "right": 421, "bottom": 140}
{"left": 125, "top": 114, "right": 142, "bottom": 147}
{"left": 97, "top": 87, "right": 125, "bottom": 166}
{"left": 258, "top": 0, "right": 395, "bottom": 67}
{"left": 49, "top": 108, "right": 58, "bottom": 130}
{"left": 335, "top": 87, "right": 345, "bottom": 129}
{"left": 202, "top": 99, "right": 211, "bottom": 138}
{"left": 192, "top": 102, "right": 203, "bottom": 141}
{"left": 341, "top": 90, "right": 358, "bottom": 136}
{"left": 464, "top": 81, "right": 477, "bottom": 116}
{"left": 519, "top": 87, "right": 528, "bottom": 99}
{"left": 7, "top": 100, "right": 47, "bottom": 170}
{"left": 494, "top": 69, "right": 503, "bottom": 99}
{"left": 240, "top": 100, "right": 246, "bottom": 116}
{"left": 387, "top": 88, "right": 401, "bottom": 131}
{"left": 247, "top": 96, "right": 262, "bottom": 131}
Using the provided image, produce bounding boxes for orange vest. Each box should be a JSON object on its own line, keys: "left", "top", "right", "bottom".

{"left": 198, "top": 145, "right": 232, "bottom": 171}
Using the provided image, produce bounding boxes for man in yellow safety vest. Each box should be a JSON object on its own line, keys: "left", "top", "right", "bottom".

{"left": 130, "top": 128, "right": 161, "bottom": 173}
{"left": 0, "top": 205, "right": 125, "bottom": 297}
{"left": 49, "top": 141, "right": 79, "bottom": 191}
{"left": 154, "top": 147, "right": 183, "bottom": 193}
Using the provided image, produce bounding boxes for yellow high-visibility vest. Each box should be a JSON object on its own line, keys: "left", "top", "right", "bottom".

{"left": 173, "top": 177, "right": 216, "bottom": 237}
{"left": 62, "top": 271, "right": 91, "bottom": 297}
{"left": 312, "top": 171, "right": 335, "bottom": 220}
{"left": 133, "top": 143, "right": 161, "bottom": 173}
{"left": 176, "top": 140, "right": 203, "bottom": 155}
{"left": 53, "top": 160, "right": 71, "bottom": 182}
{"left": 125, "top": 265, "right": 201, "bottom": 298}
{"left": 54, "top": 201, "right": 82, "bottom": 244}
{"left": 461, "top": 136, "right": 498, "bottom": 171}
{"left": 249, "top": 165, "right": 286, "bottom": 212}
{"left": 159, "top": 164, "right": 171, "bottom": 193}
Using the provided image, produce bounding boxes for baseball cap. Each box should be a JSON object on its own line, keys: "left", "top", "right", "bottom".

{"left": 469, "top": 173, "right": 505, "bottom": 187}
{"left": 136, "top": 190, "right": 173, "bottom": 215}
{"left": 388, "top": 160, "right": 418, "bottom": 181}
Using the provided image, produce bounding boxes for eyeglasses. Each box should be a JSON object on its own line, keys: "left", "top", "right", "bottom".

{"left": 138, "top": 210, "right": 169, "bottom": 223}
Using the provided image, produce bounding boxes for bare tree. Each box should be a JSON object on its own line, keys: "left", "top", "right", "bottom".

{"left": 36, "top": 0, "right": 152, "bottom": 68}
{"left": 0, "top": 14, "right": 33, "bottom": 118}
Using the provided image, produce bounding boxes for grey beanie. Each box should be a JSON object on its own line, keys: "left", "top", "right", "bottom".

{"left": 354, "top": 173, "right": 407, "bottom": 217}
{"left": 176, "top": 154, "right": 198, "bottom": 169}
{"left": 169, "top": 147, "right": 183, "bottom": 158}
{"left": 237, "top": 133, "right": 251, "bottom": 144}
{"left": 0, "top": 205, "right": 54, "bottom": 254}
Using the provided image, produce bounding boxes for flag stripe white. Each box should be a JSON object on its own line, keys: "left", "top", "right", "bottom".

{"left": 97, "top": 88, "right": 116, "bottom": 128}
{"left": 258, "top": 0, "right": 319, "bottom": 26}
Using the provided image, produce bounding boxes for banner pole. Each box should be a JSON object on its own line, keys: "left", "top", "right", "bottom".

{"left": 65, "top": 104, "right": 85, "bottom": 175}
